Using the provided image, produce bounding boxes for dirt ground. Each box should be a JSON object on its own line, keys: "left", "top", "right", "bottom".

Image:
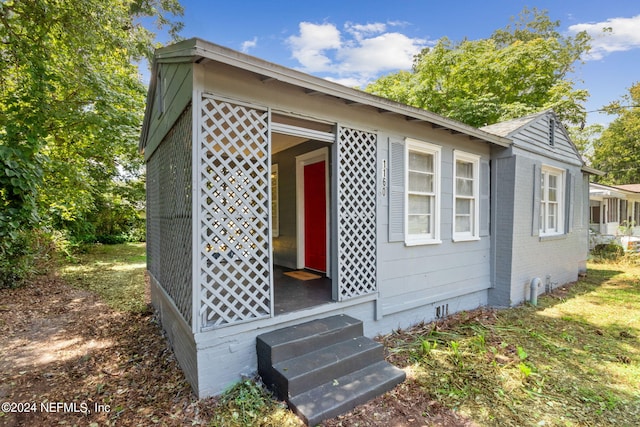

{"left": 0, "top": 273, "right": 475, "bottom": 426}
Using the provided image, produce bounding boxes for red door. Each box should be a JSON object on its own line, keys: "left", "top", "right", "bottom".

{"left": 304, "top": 161, "right": 326, "bottom": 272}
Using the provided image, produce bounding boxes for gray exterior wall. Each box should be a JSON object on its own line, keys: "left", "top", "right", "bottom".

{"left": 377, "top": 134, "right": 492, "bottom": 318}
{"left": 489, "top": 114, "right": 589, "bottom": 307}
{"left": 489, "top": 152, "right": 517, "bottom": 306}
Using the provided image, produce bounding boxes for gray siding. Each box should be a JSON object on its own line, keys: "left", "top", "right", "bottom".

{"left": 490, "top": 112, "right": 589, "bottom": 307}
{"left": 144, "top": 62, "right": 193, "bottom": 160}
{"left": 150, "top": 276, "right": 198, "bottom": 392}
{"left": 489, "top": 153, "right": 517, "bottom": 306}
{"left": 378, "top": 132, "right": 493, "bottom": 317}
{"left": 508, "top": 154, "right": 588, "bottom": 303}
{"left": 509, "top": 114, "right": 582, "bottom": 167}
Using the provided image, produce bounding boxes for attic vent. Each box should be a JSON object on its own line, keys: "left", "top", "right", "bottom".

{"left": 548, "top": 117, "right": 555, "bottom": 146}
{"left": 155, "top": 68, "right": 164, "bottom": 117}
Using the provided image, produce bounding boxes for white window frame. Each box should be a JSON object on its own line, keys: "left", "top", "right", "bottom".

{"left": 405, "top": 138, "right": 441, "bottom": 246}
{"left": 540, "top": 165, "right": 565, "bottom": 236}
{"left": 453, "top": 151, "right": 480, "bottom": 242}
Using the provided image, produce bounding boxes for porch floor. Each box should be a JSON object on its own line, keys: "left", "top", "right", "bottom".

{"left": 273, "top": 266, "right": 333, "bottom": 315}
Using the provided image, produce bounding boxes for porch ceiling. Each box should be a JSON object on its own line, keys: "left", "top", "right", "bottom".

{"left": 141, "top": 38, "right": 512, "bottom": 152}
{"left": 272, "top": 133, "right": 308, "bottom": 154}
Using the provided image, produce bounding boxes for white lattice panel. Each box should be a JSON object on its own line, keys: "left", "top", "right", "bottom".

{"left": 146, "top": 105, "right": 193, "bottom": 325}
{"left": 198, "top": 95, "right": 272, "bottom": 328}
{"left": 336, "top": 127, "right": 377, "bottom": 300}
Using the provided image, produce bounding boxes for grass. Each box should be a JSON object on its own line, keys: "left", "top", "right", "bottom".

{"left": 383, "top": 255, "right": 640, "bottom": 426}
{"left": 58, "top": 242, "right": 148, "bottom": 313}
{"left": 57, "top": 245, "right": 640, "bottom": 426}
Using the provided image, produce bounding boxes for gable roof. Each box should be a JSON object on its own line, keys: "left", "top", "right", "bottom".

{"left": 481, "top": 110, "right": 604, "bottom": 176}
{"left": 615, "top": 184, "right": 640, "bottom": 193}
{"left": 479, "top": 111, "right": 545, "bottom": 138}
{"left": 140, "top": 38, "right": 511, "bottom": 151}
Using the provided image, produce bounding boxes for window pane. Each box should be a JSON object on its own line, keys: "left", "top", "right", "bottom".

{"left": 456, "top": 161, "right": 473, "bottom": 178}
{"left": 548, "top": 203, "right": 557, "bottom": 229}
{"left": 409, "top": 194, "right": 431, "bottom": 214}
{"left": 548, "top": 187, "right": 557, "bottom": 202}
{"left": 456, "top": 178, "right": 473, "bottom": 196}
{"left": 408, "top": 214, "right": 431, "bottom": 234}
{"left": 456, "top": 198, "right": 471, "bottom": 215}
{"left": 409, "top": 171, "right": 433, "bottom": 193}
{"left": 455, "top": 216, "right": 471, "bottom": 233}
{"left": 409, "top": 151, "right": 433, "bottom": 172}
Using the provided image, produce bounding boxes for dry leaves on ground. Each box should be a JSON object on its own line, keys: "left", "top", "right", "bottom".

{"left": 0, "top": 272, "right": 475, "bottom": 427}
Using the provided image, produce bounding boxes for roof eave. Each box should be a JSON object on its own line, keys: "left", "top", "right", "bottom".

{"left": 582, "top": 165, "right": 605, "bottom": 176}
{"left": 143, "top": 38, "right": 511, "bottom": 149}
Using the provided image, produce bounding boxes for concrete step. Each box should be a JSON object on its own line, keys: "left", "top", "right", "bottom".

{"left": 288, "top": 360, "right": 406, "bottom": 426}
{"left": 256, "top": 315, "right": 363, "bottom": 387}
{"left": 272, "top": 336, "right": 383, "bottom": 399}
{"left": 256, "top": 315, "right": 405, "bottom": 425}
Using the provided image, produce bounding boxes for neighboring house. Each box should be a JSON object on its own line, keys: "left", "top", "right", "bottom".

{"left": 139, "top": 38, "right": 598, "bottom": 401}
{"left": 589, "top": 182, "right": 640, "bottom": 248}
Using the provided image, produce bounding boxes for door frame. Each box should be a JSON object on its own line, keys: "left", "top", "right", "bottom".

{"left": 296, "top": 147, "right": 330, "bottom": 276}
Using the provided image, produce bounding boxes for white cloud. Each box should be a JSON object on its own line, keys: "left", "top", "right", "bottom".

{"left": 324, "top": 76, "right": 365, "bottom": 88}
{"left": 286, "top": 22, "right": 342, "bottom": 72}
{"left": 241, "top": 37, "right": 258, "bottom": 53}
{"left": 344, "top": 22, "right": 387, "bottom": 41}
{"left": 569, "top": 15, "right": 640, "bottom": 60}
{"left": 338, "top": 32, "right": 425, "bottom": 74}
{"left": 287, "top": 21, "right": 427, "bottom": 87}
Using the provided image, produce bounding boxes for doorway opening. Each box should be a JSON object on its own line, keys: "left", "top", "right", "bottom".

{"left": 270, "top": 114, "right": 335, "bottom": 314}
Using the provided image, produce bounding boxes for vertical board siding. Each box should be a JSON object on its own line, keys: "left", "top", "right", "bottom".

{"left": 146, "top": 104, "right": 193, "bottom": 326}
{"left": 150, "top": 276, "right": 198, "bottom": 392}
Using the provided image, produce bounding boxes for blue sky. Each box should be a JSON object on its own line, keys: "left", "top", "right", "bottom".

{"left": 162, "top": 0, "right": 640, "bottom": 127}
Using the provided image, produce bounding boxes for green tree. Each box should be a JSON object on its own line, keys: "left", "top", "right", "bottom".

{"left": 591, "top": 82, "right": 640, "bottom": 184}
{"left": 365, "top": 8, "right": 591, "bottom": 127}
{"left": 0, "top": 0, "right": 183, "bottom": 286}
{"left": 568, "top": 123, "right": 604, "bottom": 162}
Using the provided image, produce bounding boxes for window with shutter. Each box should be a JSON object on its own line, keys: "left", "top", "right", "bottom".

{"left": 539, "top": 165, "right": 565, "bottom": 236}
{"left": 405, "top": 139, "right": 441, "bottom": 245}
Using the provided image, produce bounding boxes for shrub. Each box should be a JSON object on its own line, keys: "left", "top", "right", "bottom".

{"left": 591, "top": 243, "right": 625, "bottom": 260}
{"left": 0, "top": 229, "right": 55, "bottom": 289}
